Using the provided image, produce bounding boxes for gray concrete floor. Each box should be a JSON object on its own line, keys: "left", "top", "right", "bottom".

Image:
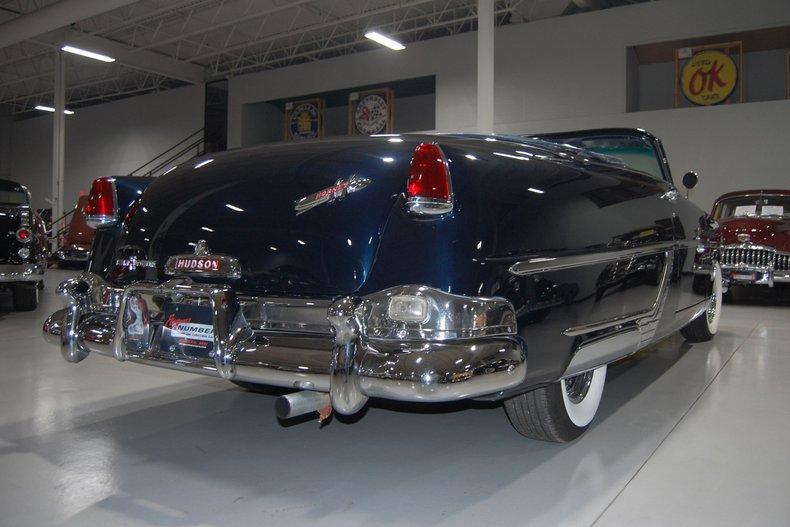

{"left": 1, "top": 269, "right": 789, "bottom": 527}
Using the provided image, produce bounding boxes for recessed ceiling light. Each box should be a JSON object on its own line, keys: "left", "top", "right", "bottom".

{"left": 365, "top": 31, "right": 405, "bottom": 51}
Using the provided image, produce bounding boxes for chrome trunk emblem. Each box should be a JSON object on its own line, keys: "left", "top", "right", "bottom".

{"left": 164, "top": 239, "right": 241, "bottom": 278}
{"left": 294, "top": 174, "right": 371, "bottom": 215}
{"left": 194, "top": 239, "right": 209, "bottom": 255}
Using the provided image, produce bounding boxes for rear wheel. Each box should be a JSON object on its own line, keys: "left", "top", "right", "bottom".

{"left": 681, "top": 261, "right": 722, "bottom": 342}
{"left": 504, "top": 364, "right": 607, "bottom": 442}
{"left": 12, "top": 283, "right": 39, "bottom": 311}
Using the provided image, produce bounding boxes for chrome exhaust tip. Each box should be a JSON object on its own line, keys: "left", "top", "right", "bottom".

{"left": 275, "top": 391, "right": 331, "bottom": 420}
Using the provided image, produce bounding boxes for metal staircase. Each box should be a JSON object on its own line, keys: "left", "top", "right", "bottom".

{"left": 127, "top": 128, "right": 206, "bottom": 178}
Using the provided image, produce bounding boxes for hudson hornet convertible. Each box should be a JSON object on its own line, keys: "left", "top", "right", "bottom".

{"left": 42, "top": 129, "right": 722, "bottom": 441}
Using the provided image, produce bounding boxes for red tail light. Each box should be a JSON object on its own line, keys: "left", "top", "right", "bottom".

{"left": 15, "top": 228, "right": 32, "bottom": 243}
{"left": 406, "top": 142, "right": 453, "bottom": 215}
{"left": 84, "top": 177, "right": 117, "bottom": 228}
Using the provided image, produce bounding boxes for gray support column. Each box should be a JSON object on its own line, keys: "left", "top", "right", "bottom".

{"left": 51, "top": 50, "right": 65, "bottom": 246}
{"left": 476, "top": 0, "right": 494, "bottom": 134}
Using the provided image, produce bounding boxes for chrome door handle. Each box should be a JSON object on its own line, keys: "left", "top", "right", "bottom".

{"left": 660, "top": 189, "right": 679, "bottom": 201}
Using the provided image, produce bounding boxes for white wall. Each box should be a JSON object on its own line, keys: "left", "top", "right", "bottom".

{"left": 227, "top": 0, "right": 790, "bottom": 210}
{"left": 10, "top": 85, "right": 203, "bottom": 210}
{"left": 498, "top": 100, "right": 790, "bottom": 211}
{"left": 493, "top": 0, "right": 790, "bottom": 209}
{"left": 228, "top": 32, "right": 476, "bottom": 147}
{"left": 0, "top": 110, "right": 11, "bottom": 181}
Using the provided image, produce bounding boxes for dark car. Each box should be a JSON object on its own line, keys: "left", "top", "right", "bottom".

{"left": 711, "top": 189, "right": 790, "bottom": 288}
{"left": 0, "top": 178, "right": 46, "bottom": 310}
{"left": 56, "top": 195, "right": 95, "bottom": 268}
{"left": 42, "top": 130, "right": 721, "bottom": 441}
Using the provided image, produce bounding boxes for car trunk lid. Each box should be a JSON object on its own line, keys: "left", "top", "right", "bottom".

{"left": 113, "top": 139, "right": 412, "bottom": 296}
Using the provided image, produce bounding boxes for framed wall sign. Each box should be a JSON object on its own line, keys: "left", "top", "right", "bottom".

{"left": 284, "top": 98, "right": 325, "bottom": 140}
{"left": 675, "top": 41, "right": 743, "bottom": 107}
{"left": 348, "top": 88, "right": 393, "bottom": 135}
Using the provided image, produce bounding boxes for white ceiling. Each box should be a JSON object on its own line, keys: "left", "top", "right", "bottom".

{"left": 0, "top": 0, "right": 654, "bottom": 115}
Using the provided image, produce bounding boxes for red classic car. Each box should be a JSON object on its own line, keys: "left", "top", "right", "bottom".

{"left": 712, "top": 189, "right": 790, "bottom": 288}
{"left": 56, "top": 195, "right": 95, "bottom": 268}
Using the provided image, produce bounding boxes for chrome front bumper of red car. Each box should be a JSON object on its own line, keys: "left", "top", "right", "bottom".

{"left": 42, "top": 273, "right": 527, "bottom": 415}
{"left": 718, "top": 245, "right": 790, "bottom": 287}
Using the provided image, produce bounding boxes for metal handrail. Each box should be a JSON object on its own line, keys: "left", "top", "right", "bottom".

{"left": 137, "top": 136, "right": 205, "bottom": 178}
{"left": 127, "top": 128, "right": 205, "bottom": 177}
{"left": 46, "top": 207, "right": 75, "bottom": 232}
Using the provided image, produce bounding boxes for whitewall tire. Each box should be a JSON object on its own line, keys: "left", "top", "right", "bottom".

{"left": 560, "top": 365, "right": 607, "bottom": 428}
{"left": 504, "top": 364, "right": 608, "bottom": 442}
{"left": 681, "top": 261, "right": 722, "bottom": 342}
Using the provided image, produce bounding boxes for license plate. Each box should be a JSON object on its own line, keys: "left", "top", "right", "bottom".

{"left": 732, "top": 272, "right": 757, "bottom": 281}
{"left": 159, "top": 303, "right": 215, "bottom": 359}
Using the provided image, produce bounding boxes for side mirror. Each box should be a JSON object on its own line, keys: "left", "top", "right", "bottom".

{"left": 682, "top": 171, "right": 698, "bottom": 190}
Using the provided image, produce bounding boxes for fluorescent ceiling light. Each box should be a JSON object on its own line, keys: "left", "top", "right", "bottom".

{"left": 194, "top": 158, "right": 214, "bottom": 169}
{"left": 225, "top": 203, "right": 244, "bottom": 212}
{"left": 527, "top": 187, "right": 545, "bottom": 194}
{"left": 365, "top": 31, "right": 405, "bottom": 50}
{"left": 61, "top": 45, "right": 115, "bottom": 62}
{"left": 35, "top": 105, "right": 74, "bottom": 115}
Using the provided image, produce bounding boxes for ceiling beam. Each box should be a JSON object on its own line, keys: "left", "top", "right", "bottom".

{"left": 0, "top": 0, "right": 139, "bottom": 50}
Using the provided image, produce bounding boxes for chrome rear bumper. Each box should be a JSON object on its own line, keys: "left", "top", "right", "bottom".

{"left": 0, "top": 263, "right": 45, "bottom": 282}
{"left": 56, "top": 247, "right": 91, "bottom": 262}
{"left": 43, "top": 274, "right": 527, "bottom": 414}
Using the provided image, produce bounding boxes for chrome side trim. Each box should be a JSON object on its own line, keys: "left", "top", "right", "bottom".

{"left": 562, "top": 249, "right": 674, "bottom": 337}
{"left": 508, "top": 241, "right": 677, "bottom": 276}
{"left": 561, "top": 328, "right": 641, "bottom": 379}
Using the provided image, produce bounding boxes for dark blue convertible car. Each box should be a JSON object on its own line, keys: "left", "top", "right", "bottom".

{"left": 43, "top": 129, "right": 721, "bottom": 441}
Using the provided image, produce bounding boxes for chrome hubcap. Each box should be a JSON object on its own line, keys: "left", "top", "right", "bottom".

{"left": 564, "top": 370, "right": 594, "bottom": 404}
{"left": 706, "top": 262, "right": 722, "bottom": 328}
{"left": 706, "top": 290, "right": 717, "bottom": 324}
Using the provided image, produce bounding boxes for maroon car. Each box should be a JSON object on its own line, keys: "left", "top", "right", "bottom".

{"left": 712, "top": 189, "right": 790, "bottom": 288}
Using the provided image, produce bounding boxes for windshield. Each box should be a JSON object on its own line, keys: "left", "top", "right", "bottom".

{"left": 543, "top": 134, "right": 665, "bottom": 181}
{"left": 0, "top": 190, "right": 28, "bottom": 206}
{"left": 713, "top": 195, "right": 790, "bottom": 219}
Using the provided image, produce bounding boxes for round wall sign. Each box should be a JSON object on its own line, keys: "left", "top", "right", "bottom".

{"left": 680, "top": 49, "right": 737, "bottom": 106}
{"left": 354, "top": 94, "right": 389, "bottom": 135}
{"left": 289, "top": 103, "right": 320, "bottom": 139}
